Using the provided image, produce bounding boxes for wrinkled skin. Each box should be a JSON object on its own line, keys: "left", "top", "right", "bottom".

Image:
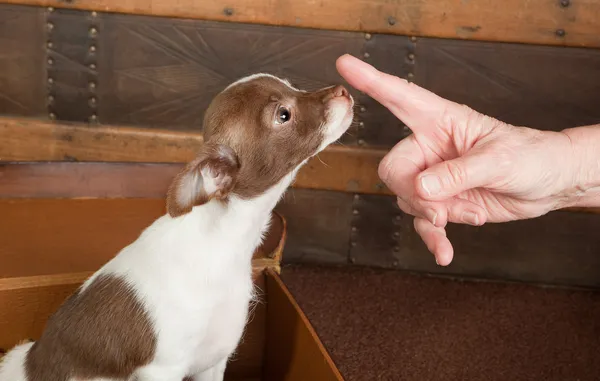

{"left": 336, "top": 54, "right": 600, "bottom": 266}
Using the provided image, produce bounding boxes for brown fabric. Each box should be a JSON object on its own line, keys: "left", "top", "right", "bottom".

{"left": 281, "top": 264, "right": 600, "bottom": 381}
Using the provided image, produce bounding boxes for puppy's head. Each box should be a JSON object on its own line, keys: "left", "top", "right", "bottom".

{"left": 167, "top": 74, "right": 354, "bottom": 217}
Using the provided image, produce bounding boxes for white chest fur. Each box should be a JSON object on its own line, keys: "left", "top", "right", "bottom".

{"left": 77, "top": 174, "right": 295, "bottom": 381}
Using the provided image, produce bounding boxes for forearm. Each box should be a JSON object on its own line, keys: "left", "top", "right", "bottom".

{"left": 561, "top": 124, "right": 600, "bottom": 208}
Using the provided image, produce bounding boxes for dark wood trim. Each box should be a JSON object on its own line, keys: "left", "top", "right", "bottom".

{"left": 1, "top": 0, "right": 598, "bottom": 48}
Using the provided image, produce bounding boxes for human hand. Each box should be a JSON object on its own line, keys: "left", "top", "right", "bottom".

{"left": 336, "top": 54, "right": 584, "bottom": 266}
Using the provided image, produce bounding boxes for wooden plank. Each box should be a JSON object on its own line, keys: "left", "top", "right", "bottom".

{"left": 350, "top": 194, "right": 600, "bottom": 289}
{"left": 97, "top": 12, "right": 363, "bottom": 146}
{"left": 274, "top": 189, "right": 353, "bottom": 265}
{"left": 0, "top": 198, "right": 282, "bottom": 278}
{"left": 0, "top": 117, "right": 389, "bottom": 195}
{"left": 1, "top": 0, "right": 599, "bottom": 48}
{"left": 0, "top": 270, "right": 270, "bottom": 378}
{"left": 414, "top": 37, "right": 600, "bottom": 132}
{"left": 0, "top": 4, "right": 46, "bottom": 118}
{"left": 264, "top": 268, "right": 344, "bottom": 381}
{"left": 47, "top": 7, "right": 99, "bottom": 123}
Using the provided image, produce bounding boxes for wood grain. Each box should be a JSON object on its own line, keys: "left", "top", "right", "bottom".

{"left": 415, "top": 37, "right": 600, "bottom": 132}
{"left": 1, "top": 0, "right": 599, "bottom": 48}
{"left": 98, "top": 12, "right": 362, "bottom": 144}
{"left": 0, "top": 4, "right": 46, "bottom": 118}
{"left": 264, "top": 268, "right": 344, "bottom": 381}
{"left": 274, "top": 189, "right": 354, "bottom": 265}
{"left": 351, "top": 194, "right": 600, "bottom": 289}
{"left": 0, "top": 198, "right": 283, "bottom": 278}
{"left": 0, "top": 117, "right": 389, "bottom": 195}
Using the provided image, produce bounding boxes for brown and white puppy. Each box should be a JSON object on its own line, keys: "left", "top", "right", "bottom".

{"left": 0, "top": 73, "right": 354, "bottom": 381}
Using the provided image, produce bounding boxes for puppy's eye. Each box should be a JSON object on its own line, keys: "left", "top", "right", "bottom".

{"left": 275, "top": 106, "right": 291, "bottom": 124}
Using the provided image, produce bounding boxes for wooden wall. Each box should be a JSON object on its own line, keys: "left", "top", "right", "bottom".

{"left": 0, "top": 2, "right": 599, "bottom": 289}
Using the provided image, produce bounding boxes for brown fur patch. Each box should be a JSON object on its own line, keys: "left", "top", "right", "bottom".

{"left": 166, "top": 76, "right": 351, "bottom": 216}
{"left": 24, "top": 274, "right": 156, "bottom": 381}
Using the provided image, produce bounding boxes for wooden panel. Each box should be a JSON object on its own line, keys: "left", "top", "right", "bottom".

{"left": 351, "top": 194, "right": 600, "bottom": 289}
{"left": 264, "top": 269, "right": 343, "bottom": 381}
{"left": 349, "top": 194, "right": 403, "bottom": 267}
{"left": 0, "top": 162, "right": 182, "bottom": 198}
{"left": 1, "top": 0, "right": 600, "bottom": 48}
{"left": 0, "top": 198, "right": 282, "bottom": 278}
{"left": 0, "top": 118, "right": 389, "bottom": 195}
{"left": 98, "top": 12, "right": 362, "bottom": 144}
{"left": 0, "top": 4, "right": 46, "bottom": 117}
{"left": 47, "top": 7, "right": 99, "bottom": 123}
{"left": 274, "top": 189, "right": 353, "bottom": 265}
{"left": 357, "top": 33, "right": 414, "bottom": 148}
{"left": 414, "top": 37, "right": 600, "bottom": 131}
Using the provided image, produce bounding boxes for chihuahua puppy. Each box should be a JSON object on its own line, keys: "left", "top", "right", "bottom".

{"left": 0, "top": 73, "right": 354, "bottom": 381}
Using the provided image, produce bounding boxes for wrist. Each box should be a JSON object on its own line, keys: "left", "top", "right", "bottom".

{"left": 558, "top": 124, "right": 600, "bottom": 209}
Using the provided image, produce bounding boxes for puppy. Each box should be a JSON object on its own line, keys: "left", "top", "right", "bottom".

{"left": 0, "top": 74, "right": 354, "bottom": 381}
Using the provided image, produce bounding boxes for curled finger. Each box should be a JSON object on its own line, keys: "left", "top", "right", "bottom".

{"left": 413, "top": 217, "right": 454, "bottom": 266}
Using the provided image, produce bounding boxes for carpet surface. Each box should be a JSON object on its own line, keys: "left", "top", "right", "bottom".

{"left": 280, "top": 264, "right": 600, "bottom": 381}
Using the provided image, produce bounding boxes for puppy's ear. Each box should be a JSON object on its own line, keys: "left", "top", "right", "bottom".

{"left": 166, "top": 143, "right": 240, "bottom": 217}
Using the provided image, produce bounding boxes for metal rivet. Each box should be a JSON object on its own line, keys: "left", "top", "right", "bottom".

{"left": 47, "top": 58, "right": 53, "bottom": 65}
{"left": 349, "top": 257, "right": 356, "bottom": 264}
{"left": 393, "top": 260, "right": 399, "bottom": 267}
{"left": 363, "top": 52, "right": 370, "bottom": 59}
{"left": 91, "top": 11, "right": 98, "bottom": 17}
{"left": 358, "top": 139, "right": 365, "bottom": 146}
{"left": 560, "top": 0, "right": 570, "bottom": 7}
{"left": 48, "top": 77, "right": 54, "bottom": 84}
{"left": 89, "top": 82, "right": 97, "bottom": 91}
{"left": 353, "top": 209, "right": 359, "bottom": 215}
{"left": 351, "top": 241, "right": 357, "bottom": 247}
{"left": 89, "top": 63, "right": 97, "bottom": 70}
{"left": 360, "top": 106, "right": 366, "bottom": 113}
{"left": 47, "top": 22, "right": 54, "bottom": 31}
{"left": 90, "top": 114, "right": 98, "bottom": 123}
{"left": 395, "top": 215, "right": 401, "bottom": 222}
{"left": 48, "top": 95, "right": 54, "bottom": 103}
{"left": 407, "top": 73, "right": 414, "bottom": 79}
{"left": 352, "top": 226, "right": 358, "bottom": 232}
{"left": 394, "top": 246, "right": 400, "bottom": 253}
{"left": 89, "top": 45, "right": 96, "bottom": 53}
{"left": 89, "top": 27, "right": 98, "bottom": 38}
{"left": 353, "top": 194, "right": 360, "bottom": 201}
{"left": 47, "top": 7, "right": 54, "bottom": 12}
{"left": 224, "top": 7, "right": 234, "bottom": 16}
{"left": 410, "top": 36, "right": 417, "bottom": 42}
{"left": 89, "top": 97, "right": 97, "bottom": 107}
{"left": 393, "top": 231, "right": 400, "bottom": 238}
{"left": 556, "top": 29, "right": 566, "bottom": 37}
{"left": 408, "top": 53, "right": 415, "bottom": 61}
{"left": 403, "top": 125, "right": 411, "bottom": 132}
{"left": 388, "top": 16, "right": 396, "bottom": 26}
{"left": 365, "top": 33, "right": 372, "bottom": 40}
{"left": 358, "top": 121, "right": 364, "bottom": 128}
{"left": 47, "top": 41, "right": 53, "bottom": 49}
{"left": 49, "top": 112, "right": 56, "bottom": 120}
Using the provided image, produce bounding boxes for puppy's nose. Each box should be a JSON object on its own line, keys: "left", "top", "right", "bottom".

{"left": 322, "top": 85, "right": 350, "bottom": 103}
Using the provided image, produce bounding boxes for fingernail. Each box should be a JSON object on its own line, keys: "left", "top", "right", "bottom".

{"left": 425, "top": 209, "right": 438, "bottom": 226}
{"left": 435, "top": 257, "right": 440, "bottom": 265}
{"left": 462, "top": 211, "right": 480, "bottom": 226}
{"left": 420, "top": 175, "right": 441, "bottom": 196}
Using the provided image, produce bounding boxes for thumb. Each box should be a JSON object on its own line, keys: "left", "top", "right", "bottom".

{"left": 415, "top": 150, "right": 499, "bottom": 200}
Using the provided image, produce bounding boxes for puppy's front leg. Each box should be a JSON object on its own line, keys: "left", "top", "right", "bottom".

{"left": 192, "top": 358, "right": 227, "bottom": 381}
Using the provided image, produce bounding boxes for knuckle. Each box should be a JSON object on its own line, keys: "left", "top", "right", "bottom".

{"left": 443, "top": 160, "right": 466, "bottom": 187}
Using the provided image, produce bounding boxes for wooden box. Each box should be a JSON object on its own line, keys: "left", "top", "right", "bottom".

{"left": 0, "top": 162, "right": 344, "bottom": 381}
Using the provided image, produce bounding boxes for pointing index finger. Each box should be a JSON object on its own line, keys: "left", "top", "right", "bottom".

{"left": 336, "top": 54, "right": 457, "bottom": 133}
